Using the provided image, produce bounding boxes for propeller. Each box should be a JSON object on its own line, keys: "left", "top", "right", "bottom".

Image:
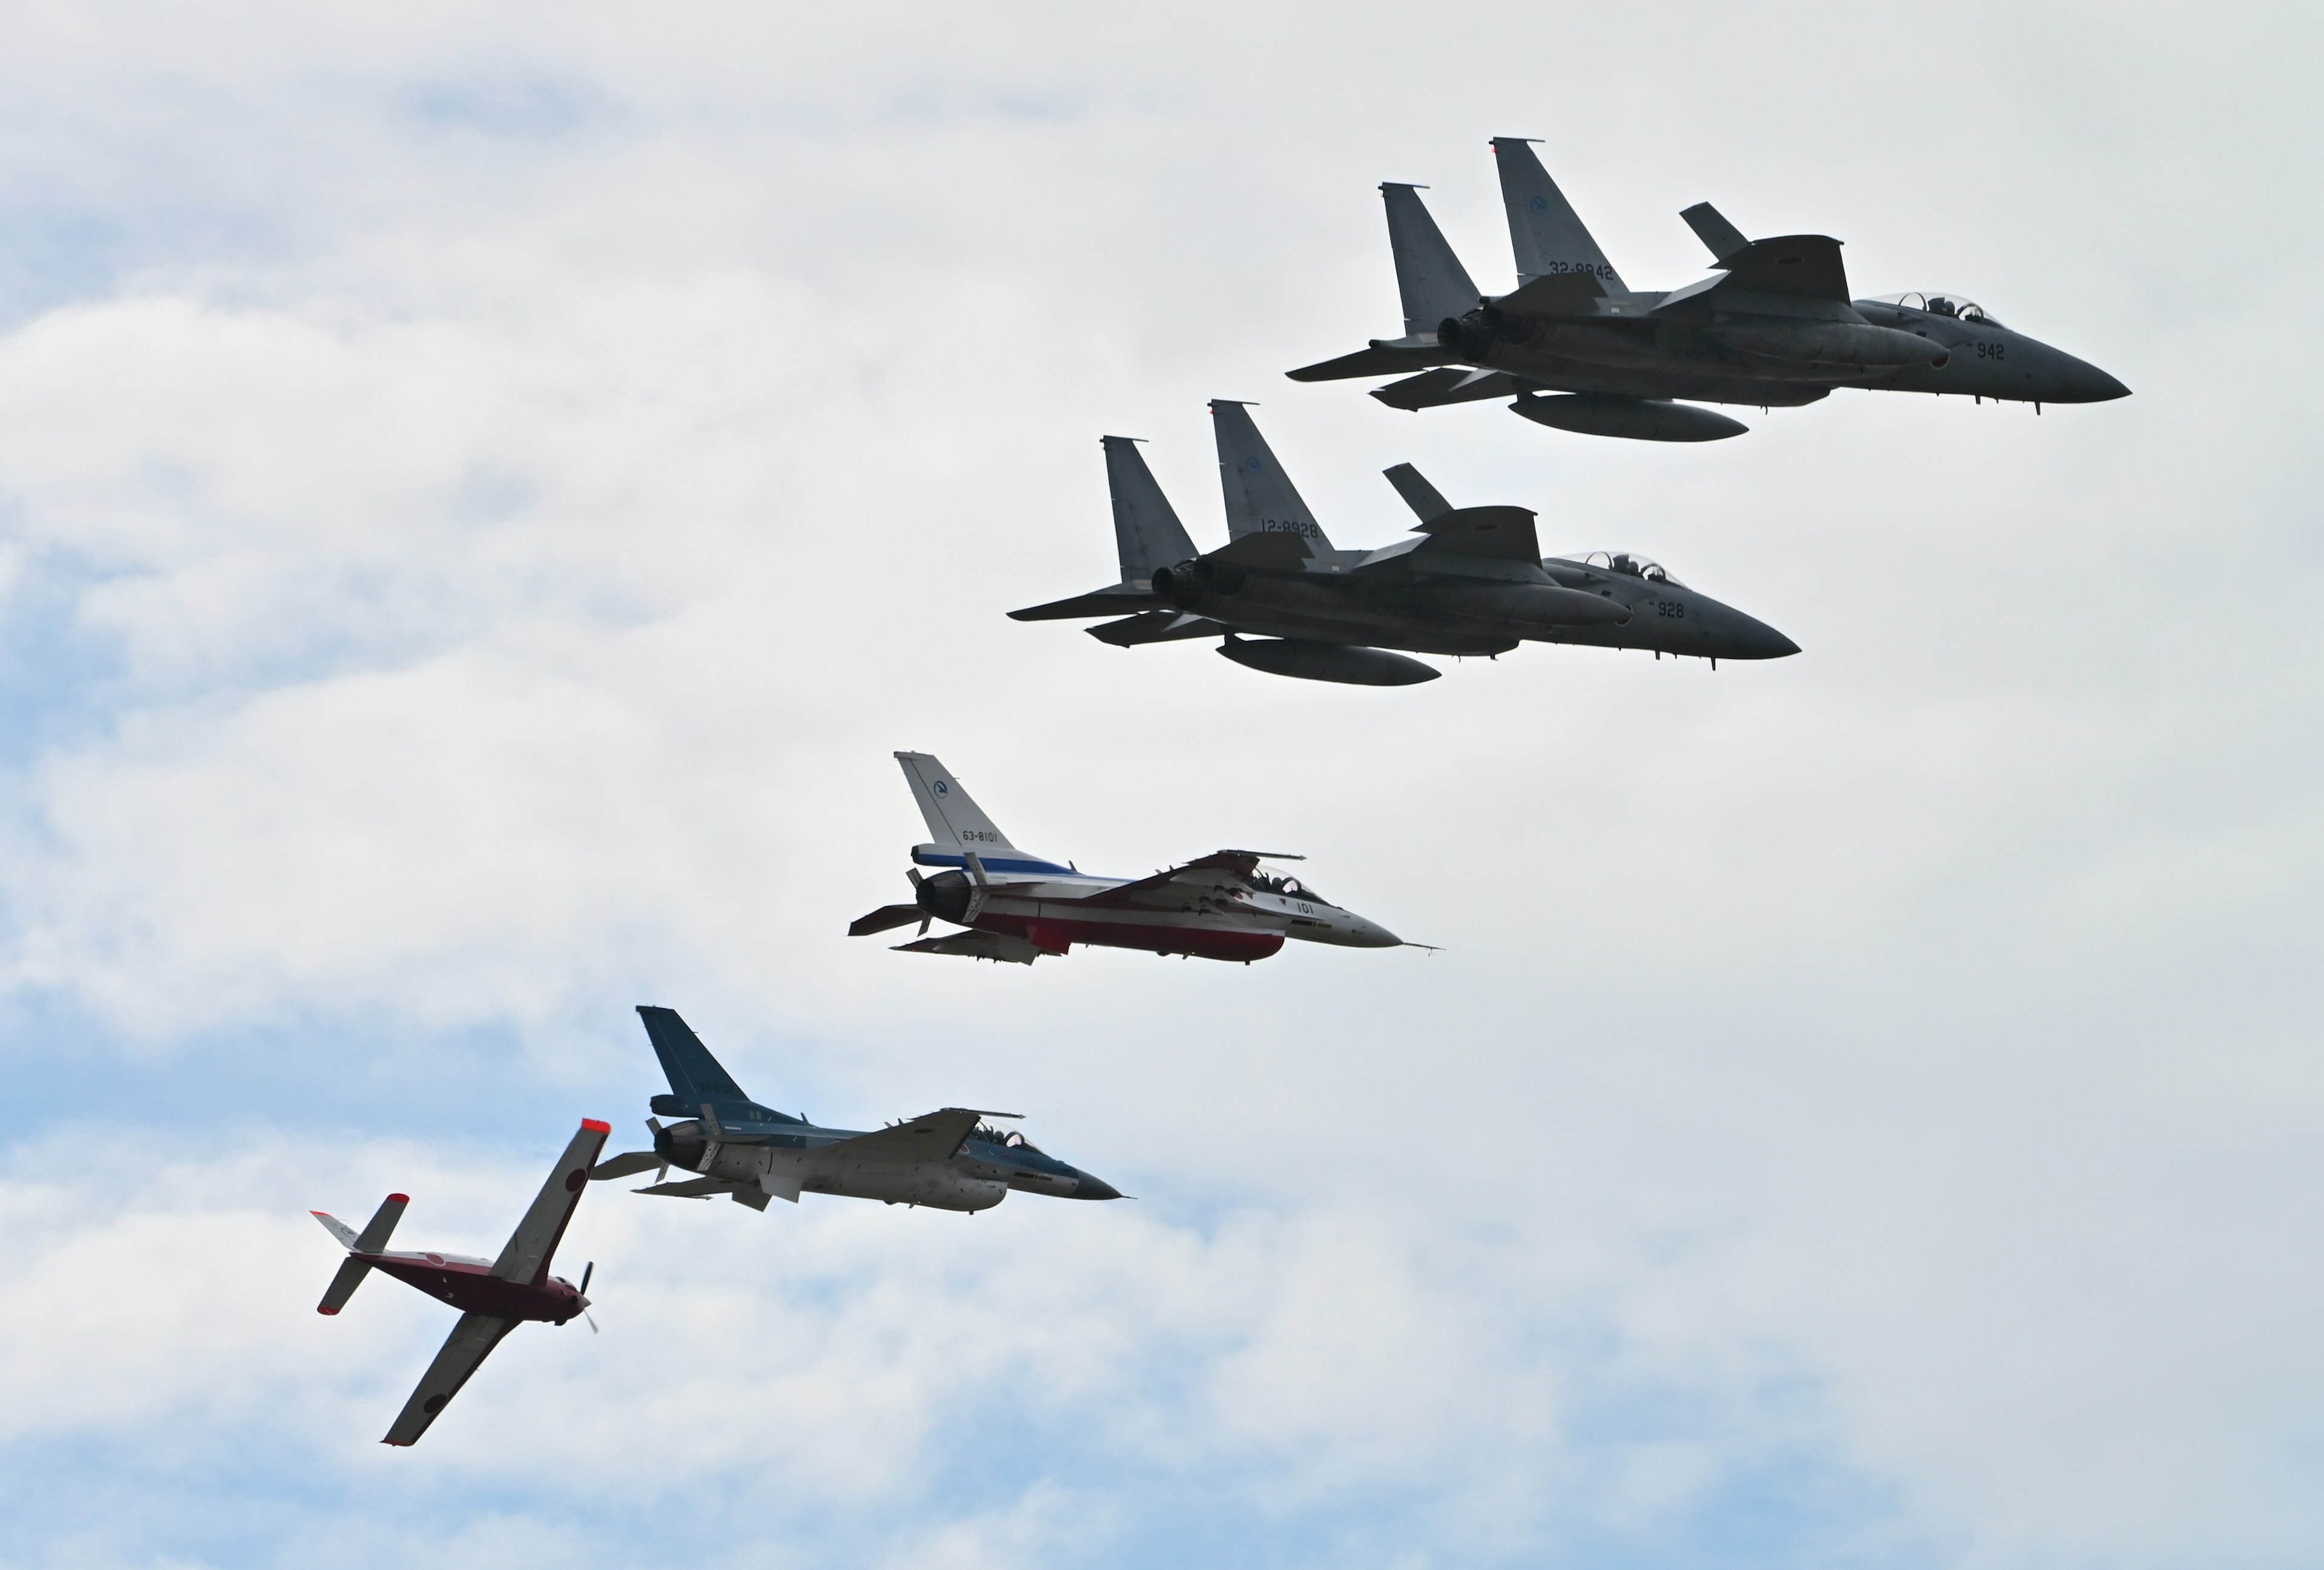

{"left": 577, "top": 1260, "right": 598, "bottom": 1333}
{"left": 907, "top": 869, "right": 931, "bottom": 934}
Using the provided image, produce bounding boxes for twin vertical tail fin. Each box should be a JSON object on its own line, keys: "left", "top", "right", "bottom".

{"left": 1209, "top": 402, "right": 1332, "bottom": 551}
{"left": 312, "top": 1193, "right": 408, "bottom": 1315}
{"left": 1101, "top": 436, "right": 1198, "bottom": 583}
{"left": 1380, "top": 184, "right": 1480, "bottom": 338}
{"left": 1491, "top": 138, "right": 1626, "bottom": 291}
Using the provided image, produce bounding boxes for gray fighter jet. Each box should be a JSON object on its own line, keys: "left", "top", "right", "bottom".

{"left": 1288, "top": 137, "right": 2129, "bottom": 441}
{"left": 589, "top": 1006, "right": 1122, "bottom": 1212}
{"left": 1009, "top": 401, "right": 1797, "bottom": 684}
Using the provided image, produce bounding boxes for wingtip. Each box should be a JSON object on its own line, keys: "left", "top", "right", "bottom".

{"left": 581, "top": 1118, "right": 611, "bottom": 1134}
{"left": 317, "top": 1306, "right": 339, "bottom": 1315}
{"left": 386, "top": 1193, "right": 409, "bottom": 1204}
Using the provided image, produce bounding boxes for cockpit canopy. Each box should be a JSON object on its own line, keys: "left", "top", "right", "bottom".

{"left": 1247, "top": 864, "right": 1326, "bottom": 905}
{"left": 974, "top": 1121, "right": 1043, "bottom": 1153}
{"left": 1869, "top": 292, "right": 2006, "bottom": 329}
{"left": 1575, "top": 550, "right": 1687, "bottom": 589}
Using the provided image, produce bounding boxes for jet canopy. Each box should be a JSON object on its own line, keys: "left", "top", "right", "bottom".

{"left": 1248, "top": 865, "right": 1327, "bottom": 904}
{"left": 1573, "top": 550, "right": 1688, "bottom": 590}
{"left": 1869, "top": 292, "right": 2006, "bottom": 329}
{"left": 974, "top": 1122, "right": 1043, "bottom": 1153}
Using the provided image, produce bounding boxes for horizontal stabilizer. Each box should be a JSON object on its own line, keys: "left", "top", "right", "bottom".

{"left": 1371, "top": 367, "right": 1522, "bottom": 412}
{"left": 894, "top": 930, "right": 1041, "bottom": 964}
{"left": 1285, "top": 343, "right": 1452, "bottom": 383}
{"left": 310, "top": 1210, "right": 359, "bottom": 1249}
{"left": 1007, "top": 586, "right": 1158, "bottom": 622}
{"left": 317, "top": 1255, "right": 370, "bottom": 1316}
{"left": 1680, "top": 202, "right": 1750, "bottom": 262}
{"left": 637, "top": 1176, "right": 741, "bottom": 1199}
{"left": 590, "top": 1151, "right": 665, "bottom": 1181}
{"left": 849, "top": 903, "right": 924, "bottom": 937}
{"left": 352, "top": 1194, "right": 409, "bottom": 1255}
{"left": 1088, "top": 611, "right": 1230, "bottom": 647}
{"left": 1382, "top": 463, "right": 1452, "bottom": 523}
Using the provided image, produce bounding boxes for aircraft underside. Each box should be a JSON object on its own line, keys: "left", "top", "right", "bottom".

{"left": 972, "top": 908, "right": 1287, "bottom": 962}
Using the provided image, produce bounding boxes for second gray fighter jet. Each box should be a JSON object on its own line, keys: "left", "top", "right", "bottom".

{"left": 1290, "top": 137, "right": 2128, "bottom": 441}
{"left": 1010, "top": 401, "right": 1797, "bottom": 685}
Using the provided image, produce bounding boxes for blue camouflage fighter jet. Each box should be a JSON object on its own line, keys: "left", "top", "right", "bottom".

{"left": 589, "top": 1007, "right": 1122, "bottom": 1212}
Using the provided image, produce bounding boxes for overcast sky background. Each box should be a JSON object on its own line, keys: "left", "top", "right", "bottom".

{"left": 0, "top": 4, "right": 2318, "bottom": 1568}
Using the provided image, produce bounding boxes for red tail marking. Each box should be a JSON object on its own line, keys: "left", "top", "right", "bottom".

{"left": 580, "top": 1118, "right": 611, "bottom": 1134}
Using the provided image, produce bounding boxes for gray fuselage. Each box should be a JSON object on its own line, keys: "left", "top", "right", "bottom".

{"left": 1157, "top": 549, "right": 1797, "bottom": 662}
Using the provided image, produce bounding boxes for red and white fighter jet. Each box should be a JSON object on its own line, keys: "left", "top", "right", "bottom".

{"left": 849, "top": 752, "right": 1410, "bottom": 964}
{"left": 312, "top": 1118, "right": 609, "bottom": 1446}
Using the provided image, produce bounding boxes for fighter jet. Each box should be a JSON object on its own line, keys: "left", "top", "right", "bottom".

{"left": 1008, "top": 401, "right": 1797, "bottom": 683}
{"left": 311, "top": 1118, "right": 608, "bottom": 1446}
{"left": 1288, "top": 137, "right": 2129, "bottom": 441}
{"left": 847, "top": 750, "right": 1406, "bottom": 962}
{"left": 588, "top": 1005, "right": 1121, "bottom": 1210}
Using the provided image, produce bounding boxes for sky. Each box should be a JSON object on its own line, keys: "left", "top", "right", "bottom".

{"left": 0, "top": 3, "right": 2319, "bottom": 1568}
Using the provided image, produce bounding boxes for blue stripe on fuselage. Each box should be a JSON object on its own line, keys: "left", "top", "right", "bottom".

{"left": 911, "top": 849, "right": 1081, "bottom": 876}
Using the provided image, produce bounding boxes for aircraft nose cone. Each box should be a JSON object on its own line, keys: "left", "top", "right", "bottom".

{"left": 2057, "top": 354, "right": 2131, "bottom": 402}
{"left": 1072, "top": 1172, "right": 1122, "bottom": 1201}
{"left": 1725, "top": 616, "right": 1801, "bottom": 660}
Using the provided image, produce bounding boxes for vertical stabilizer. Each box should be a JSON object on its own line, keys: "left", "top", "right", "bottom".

{"left": 894, "top": 752, "right": 1019, "bottom": 851}
{"left": 638, "top": 1005, "right": 750, "bottom": 1106}
{"left": 1380, "top": 184, "right": 1480, "bottom": 337}
{"left": 1101, "top": 436, "right": 1197, "bottom": 582}
{"left": 1492, "top": 138, "right": 1625, "bottom": 291}
{"left": 1210, "top": 402, "right": 1332, "bottom": 550}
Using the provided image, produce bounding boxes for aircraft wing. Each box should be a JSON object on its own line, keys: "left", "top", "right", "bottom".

{"left": 381, "top": 1312, "right": 518, "bottom": 1447}
{"left": 821, "top": 1108, "right": 988, "bottom": 1166}
{"left": 489, "top": 1120, "right": 612, "bottom": 1287}
{"left": 1072, "top": 850, "right": 1265, "bottom": 910}
{"left": 1491, "top": 271, "right": 1607, "bottom": 317}
{"left": 1410, "top": 505, "right": 1541, "bottom": 563}
{"left": 1715, "top": 234, "right": 1849, "bottom": 300}
{"left": 892, "top": 930, "right": 1040, "bottom": 964}
{"left": 1087, "top": 611, "right": 1230, "bottom": 647}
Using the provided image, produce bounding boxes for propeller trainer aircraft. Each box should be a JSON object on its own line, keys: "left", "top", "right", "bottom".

{"left": 588, "top": 1005, "right": 1121, "bottom": 1210}
{"left": 1009, "top": 401, "right": 1796, "bottom": 684}
{"left": 312, "top": 1118, "right": 608, "bottom": 1447}
{"left": 1289, "top": 137, "right": 2129, "bottom": 441}
{"left": 847, "top": 751, "right": 1407, "bottom": 961}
